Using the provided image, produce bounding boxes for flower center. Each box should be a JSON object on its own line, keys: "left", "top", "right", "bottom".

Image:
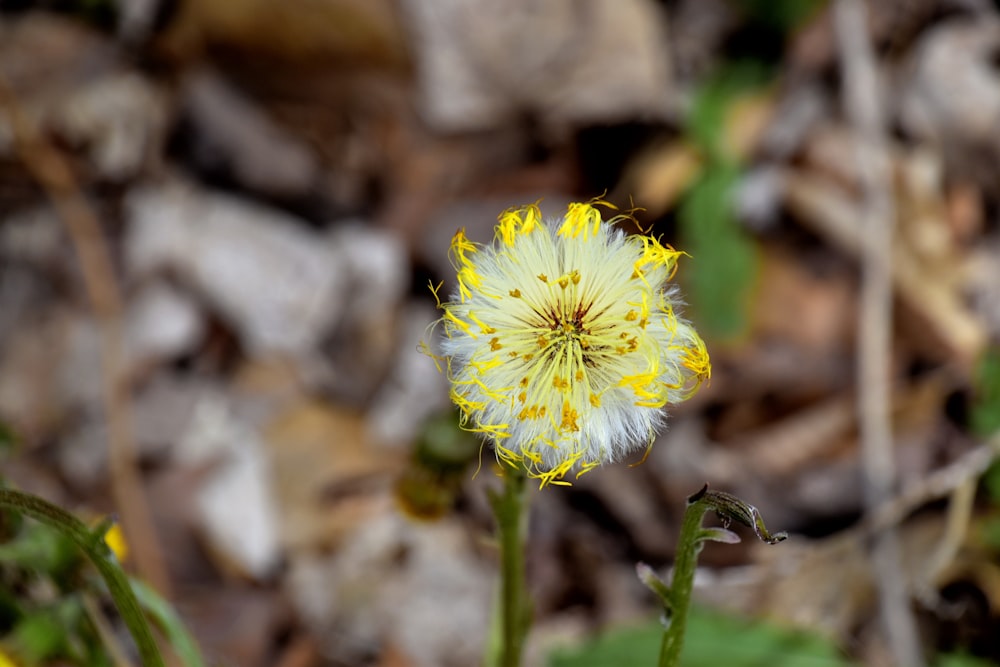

{"left": 543, "top": 297, "right": 595, "bottom": 356}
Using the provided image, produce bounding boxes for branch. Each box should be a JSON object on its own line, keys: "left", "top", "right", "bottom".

{"left": 834, "top": 1, "right": 924, "bottom": 664}
{"left": 0, "top": 75, "right": 170, "bottom": 596}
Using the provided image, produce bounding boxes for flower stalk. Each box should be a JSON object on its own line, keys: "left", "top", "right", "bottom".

{"left": 642, "top": 485, "right": 786, "bottom": 667}
{"left": 488, "top": 467, "right": 532, "bottom": 667}
{"left": 431, "top": 201, "right": 714, "bottom": 665}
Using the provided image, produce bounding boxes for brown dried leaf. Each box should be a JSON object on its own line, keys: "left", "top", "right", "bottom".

{"left": 265, "top": 398, "right": 403, "bottom": 552}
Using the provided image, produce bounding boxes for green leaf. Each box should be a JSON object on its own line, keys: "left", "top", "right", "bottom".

{"left": 936, "top": 652, "right": 996, "bottom": 667}
{"left": 687, "top": 62, "right": 772, "bottom": 161}
{"left": 983, "top": 464, "right": 1000, "bottom": 506}
{"left": 549, "top": 608, "right": 855, "bottom": 667}
{"left": 635, "top": 563, "right": 673, "bottom": 617}
{"left": 0, "top": 421, "right": 15, "bottom": 456}
{"left": 971, "top": 348, "right": 1000, "bottom": 438}
{"left": 131, "top": 579, "right": 209, "bottom": 667}
{"left": 9, "top": 611, "right": 68, "bottom": 662}
{"left": 679, "top": 164, "right": 758, "bottom": 340}
{"left": 0, "top": 521, "right": 79, "bottom": 579}
{"left": 977, "top": 515, "right": 1000, "bottom": 550}
{"left": 678, "top": 62, "right": 776, "bottom": 341}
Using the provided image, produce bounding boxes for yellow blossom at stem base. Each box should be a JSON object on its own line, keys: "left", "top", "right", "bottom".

{"left": 431, "top": 201, "right": 710, "bottom": 486}
{"left": 103, "top": 522, "right": 129, "bottom": 563}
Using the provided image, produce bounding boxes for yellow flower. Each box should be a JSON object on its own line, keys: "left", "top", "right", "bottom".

{"left": 103, "top": 521, "right": 129, "bottom": 562}
{"left": 432, "top": 201, "right": 709, "bottom": 486}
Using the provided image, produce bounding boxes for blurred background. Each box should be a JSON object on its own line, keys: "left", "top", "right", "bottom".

{"left": 2, "top": 0, "right": 1000, "bottom": 665}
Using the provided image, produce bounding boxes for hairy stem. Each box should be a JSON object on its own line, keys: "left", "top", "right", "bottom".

{"left": 657, "top": 486, "right": 785, "bottom": 667}
{"left": 658, "top": 495, "right": 707, "bottom": 667}
{"left": 489, "top": 469, "right": 531, "bottom": 667}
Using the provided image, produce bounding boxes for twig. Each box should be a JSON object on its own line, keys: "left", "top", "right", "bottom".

{"left": 0, "top": 76, "right": 171, "bottom": 597}
{"left": 834, "top": 2, "right": 924, "bottom": 665}
{"left": 868, "top": 434, "right": 1000, "bottom": 534}
{"left": 918, "top": 476, "right": 976, "bottom": 598}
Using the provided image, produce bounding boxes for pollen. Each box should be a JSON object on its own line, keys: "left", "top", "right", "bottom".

{"left": 560, "top": 401, "right": 580, "bottom": 432}
{"left": 431, "top": 200, "right": 709, "bottom": 486}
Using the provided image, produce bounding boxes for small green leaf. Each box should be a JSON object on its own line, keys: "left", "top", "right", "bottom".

{"left": 9, "top": 612, "right": 68, "bottom": 662}
{"left": 636, "top": 563, "right": 673, "bottom": 618}
{"left": 698, "top": 527, "right": 742, "bottom": 544}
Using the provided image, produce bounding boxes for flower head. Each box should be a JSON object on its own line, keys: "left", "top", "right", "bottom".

{"left": 431, "top": 201, "right": 709, "bottom": 486}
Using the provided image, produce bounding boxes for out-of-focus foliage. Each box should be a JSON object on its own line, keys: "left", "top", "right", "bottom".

{"left": 548, "top": 607, "right": 855, "bottom": 667}
{"left": 936, "top": 652, "right": 997, "bottom": 667}
{"left": 0, "top": 423, "right": 14, "bottom": 458}
{"left": 679, "top": 162, "right": 756, "bottom": 340}
{"left": 736, "top": 0, "right": 828, "bottom": 34}
{"left": 0, "top": 519, "right": 109, "bottom": 666}
{"left": 395, "top": 411, "right": 481, "bottom": 519}
{"left": 974, "top": 348, "right": 1000, "bottom": 551}
{"left": 549, "top": 607, "right": 998, "bottom": 667}
{"left": 679, "top": 65, "right": 770, "bottom": 340}
{"left": 0, "top": 504, "right": 202, "bottom": 666}
{"left": 972, "top": 348, "right": 1000, "bottom": 439}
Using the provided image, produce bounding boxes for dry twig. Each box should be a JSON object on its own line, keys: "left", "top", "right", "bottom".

{"left": 834, "top": 1, "right": 924, "bottom": 664}
{"left": 0, "top": 76, "right": 171, "bottom": 596}
{"left": 869, "top": 434, "right": 1000, "bottom": 534}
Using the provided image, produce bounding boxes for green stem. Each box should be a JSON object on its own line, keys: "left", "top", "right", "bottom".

{"left": 655, "top": 485, "right": 786, "bottom": 667}
{"left": 489, "top": 468, "right": 531, "bottom": 667}
{"left": 658, "top": 494, "right": 708, "bottom": 667}
{"left": 0, "top": 488, "right": 166, "bottom": 667}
